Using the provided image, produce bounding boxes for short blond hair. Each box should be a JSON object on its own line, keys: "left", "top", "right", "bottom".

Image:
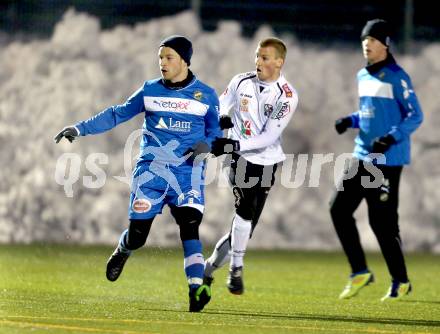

{"left": 258, "top": 37, "right": 287, "bottom": 60}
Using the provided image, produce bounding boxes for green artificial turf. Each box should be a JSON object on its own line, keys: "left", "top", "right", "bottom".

{"left": 0, "top": 244, "right": 439, "bottom": 333}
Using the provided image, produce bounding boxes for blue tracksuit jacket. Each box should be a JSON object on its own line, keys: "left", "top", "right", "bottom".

{"left": 348, "top": 54, "right": 423, "bottom": 165}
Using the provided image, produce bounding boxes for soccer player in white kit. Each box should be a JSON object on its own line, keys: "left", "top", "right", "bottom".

{"left": 204, "top": 37, "right": 299, "bottom": 294}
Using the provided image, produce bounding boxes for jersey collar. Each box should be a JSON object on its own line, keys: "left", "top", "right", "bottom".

{"left": 161, "top": 70, "right": 195, "bottom": 90}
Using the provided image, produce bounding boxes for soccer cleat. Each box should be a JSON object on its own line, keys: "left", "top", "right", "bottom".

{"left": 189, "top": 284, "right": 211, "bottom": 312}
{"left": 227, "top": 266, "right": 244, "bottom": 295}
{"left": 381, "top": 280, "right": 412, "bottom": 301}
{"left": 106, "top": 248, "right": 130, "bottom": 282}
{"left": 339, "top": 271, "right": 374, "bottom": 299}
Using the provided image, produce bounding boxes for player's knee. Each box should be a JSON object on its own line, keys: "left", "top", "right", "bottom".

{"left": 171, "top": 206, "right": 202, "bottom": 241}
{"left": 236, "top": 202, "right": 255, "bottom": 221}
{"left": 370, "top": 215, "right": 399, "bottom": 237}
{"left": 329, "top": 199, "right": 346, "bottom": 223}
{"left": 234, "top": 186, "right": 267, "bottom": 221}
{"left": 233, "top": 214, "right": 252, "bottom": 232}
{"left": 179, "top": 223, "right": 200, "bottom": 241}
{"left": 126, "top": 218, "right": 153, "bottom": 250}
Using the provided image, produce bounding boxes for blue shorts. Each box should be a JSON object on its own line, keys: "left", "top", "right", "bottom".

{"left": 128, "top": 163, "right": 205, "bottom": 220}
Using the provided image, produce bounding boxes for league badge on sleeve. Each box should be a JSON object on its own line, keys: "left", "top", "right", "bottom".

{"left": 282, "top": 83, "right": 293, "bottom": 97}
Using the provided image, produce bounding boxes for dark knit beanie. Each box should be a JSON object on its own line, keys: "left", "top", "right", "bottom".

{"left": 159, "top": 35, "right": 193, "bottom": 66}
{"left": 361, "top": 19, "right": 390, "bottom": 46}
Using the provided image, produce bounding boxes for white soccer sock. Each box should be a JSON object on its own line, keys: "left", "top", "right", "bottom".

{"left": 230, "top": 214, "right": 252, "bottom": 269}
{"left": 204, "top": 233, "right": 231, "bottom": 277}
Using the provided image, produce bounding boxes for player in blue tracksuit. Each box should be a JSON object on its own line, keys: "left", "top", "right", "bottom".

{"left": 54, "top": 35, "right": 221, "bottom": 312}
{"left": 330, "top": 20, "right": 423, "bottom": 301}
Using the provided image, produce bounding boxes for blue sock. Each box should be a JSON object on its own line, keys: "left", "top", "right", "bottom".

{"left": 182, "top": 239, "right": 204, "bottom": 290}
{"left": 117, "top": 229, "right": 132, "bottom": 255}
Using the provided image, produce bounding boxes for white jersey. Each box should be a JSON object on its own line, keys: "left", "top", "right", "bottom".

{"left": 220, "top": 71, "right": 298, "bottom": 165}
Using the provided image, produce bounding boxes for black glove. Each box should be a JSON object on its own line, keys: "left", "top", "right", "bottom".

{"left": 183, "top": 141, "right": 210, "bottom": 163}
{"left": 54, "top": 126, "right": 80, "bottom": 143}
{"left": 211, "top": 137, "right": 240, "bottom": 157}
{"left": 335, "top": 117, "right": 352, "bottom": 134}
{"left": 219, "top": 115, "right": 234, "bottom": 130}
{"left": 372, "top": 134, "right": 396, "bottom": 154}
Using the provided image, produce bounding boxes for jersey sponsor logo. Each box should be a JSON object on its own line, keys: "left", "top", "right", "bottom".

{"left": 282, "top": 83, "right": 293, "bottom": 97}
{"left": 193, "top": 90, "right": 203, "bottom": 101}
{"left": 132, "top": 198, "right": 152, "bottom": 213}
{"left": 155, "top": 117, "right": 191, "bottom": 132}
{"left": 240, "top": 98, "right": 249, "bottom": 112}
{"left": 155, "top": 117, "right": 168, "bottom": 129}
{"left": 169, "top": 119, "right": 191, "bottom": 132}
{"left": 240, "top": 93, "right": 253, "bottom": 99}
{"left": 241, "top": 120, "right": 252, "bottom": 137}
{"left": 271, "top": 101, "right": 291, "bottom": 120}
{"left": 264, "top": 104, "right": 274, "bottom": 116}
{"left": 144, "top": 96, "right": 208, "bottom": 116}
{"left": 153, "top": 99, "right": 190, "bottom": 111}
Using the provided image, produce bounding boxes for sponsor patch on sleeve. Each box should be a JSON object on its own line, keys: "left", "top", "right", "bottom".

{"left": 271, "top": 101, "right": 291, "bottom": 120}
{"left": 282, "top": 83, "right": 293, "bottom": 97}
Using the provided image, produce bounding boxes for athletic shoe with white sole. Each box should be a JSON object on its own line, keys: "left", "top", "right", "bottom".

{"left": 381, "top": 280, "right": 412, "bottom": 301}
{"left": 339, "top": 271, "right": 374, "bottom": 299}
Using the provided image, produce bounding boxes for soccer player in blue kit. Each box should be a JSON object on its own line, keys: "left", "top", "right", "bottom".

{"left": 54, "top": 35, "right": 221, "bottom": 312}
{"left": 331, "top": 20, "right": 423, "bottom": 301}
